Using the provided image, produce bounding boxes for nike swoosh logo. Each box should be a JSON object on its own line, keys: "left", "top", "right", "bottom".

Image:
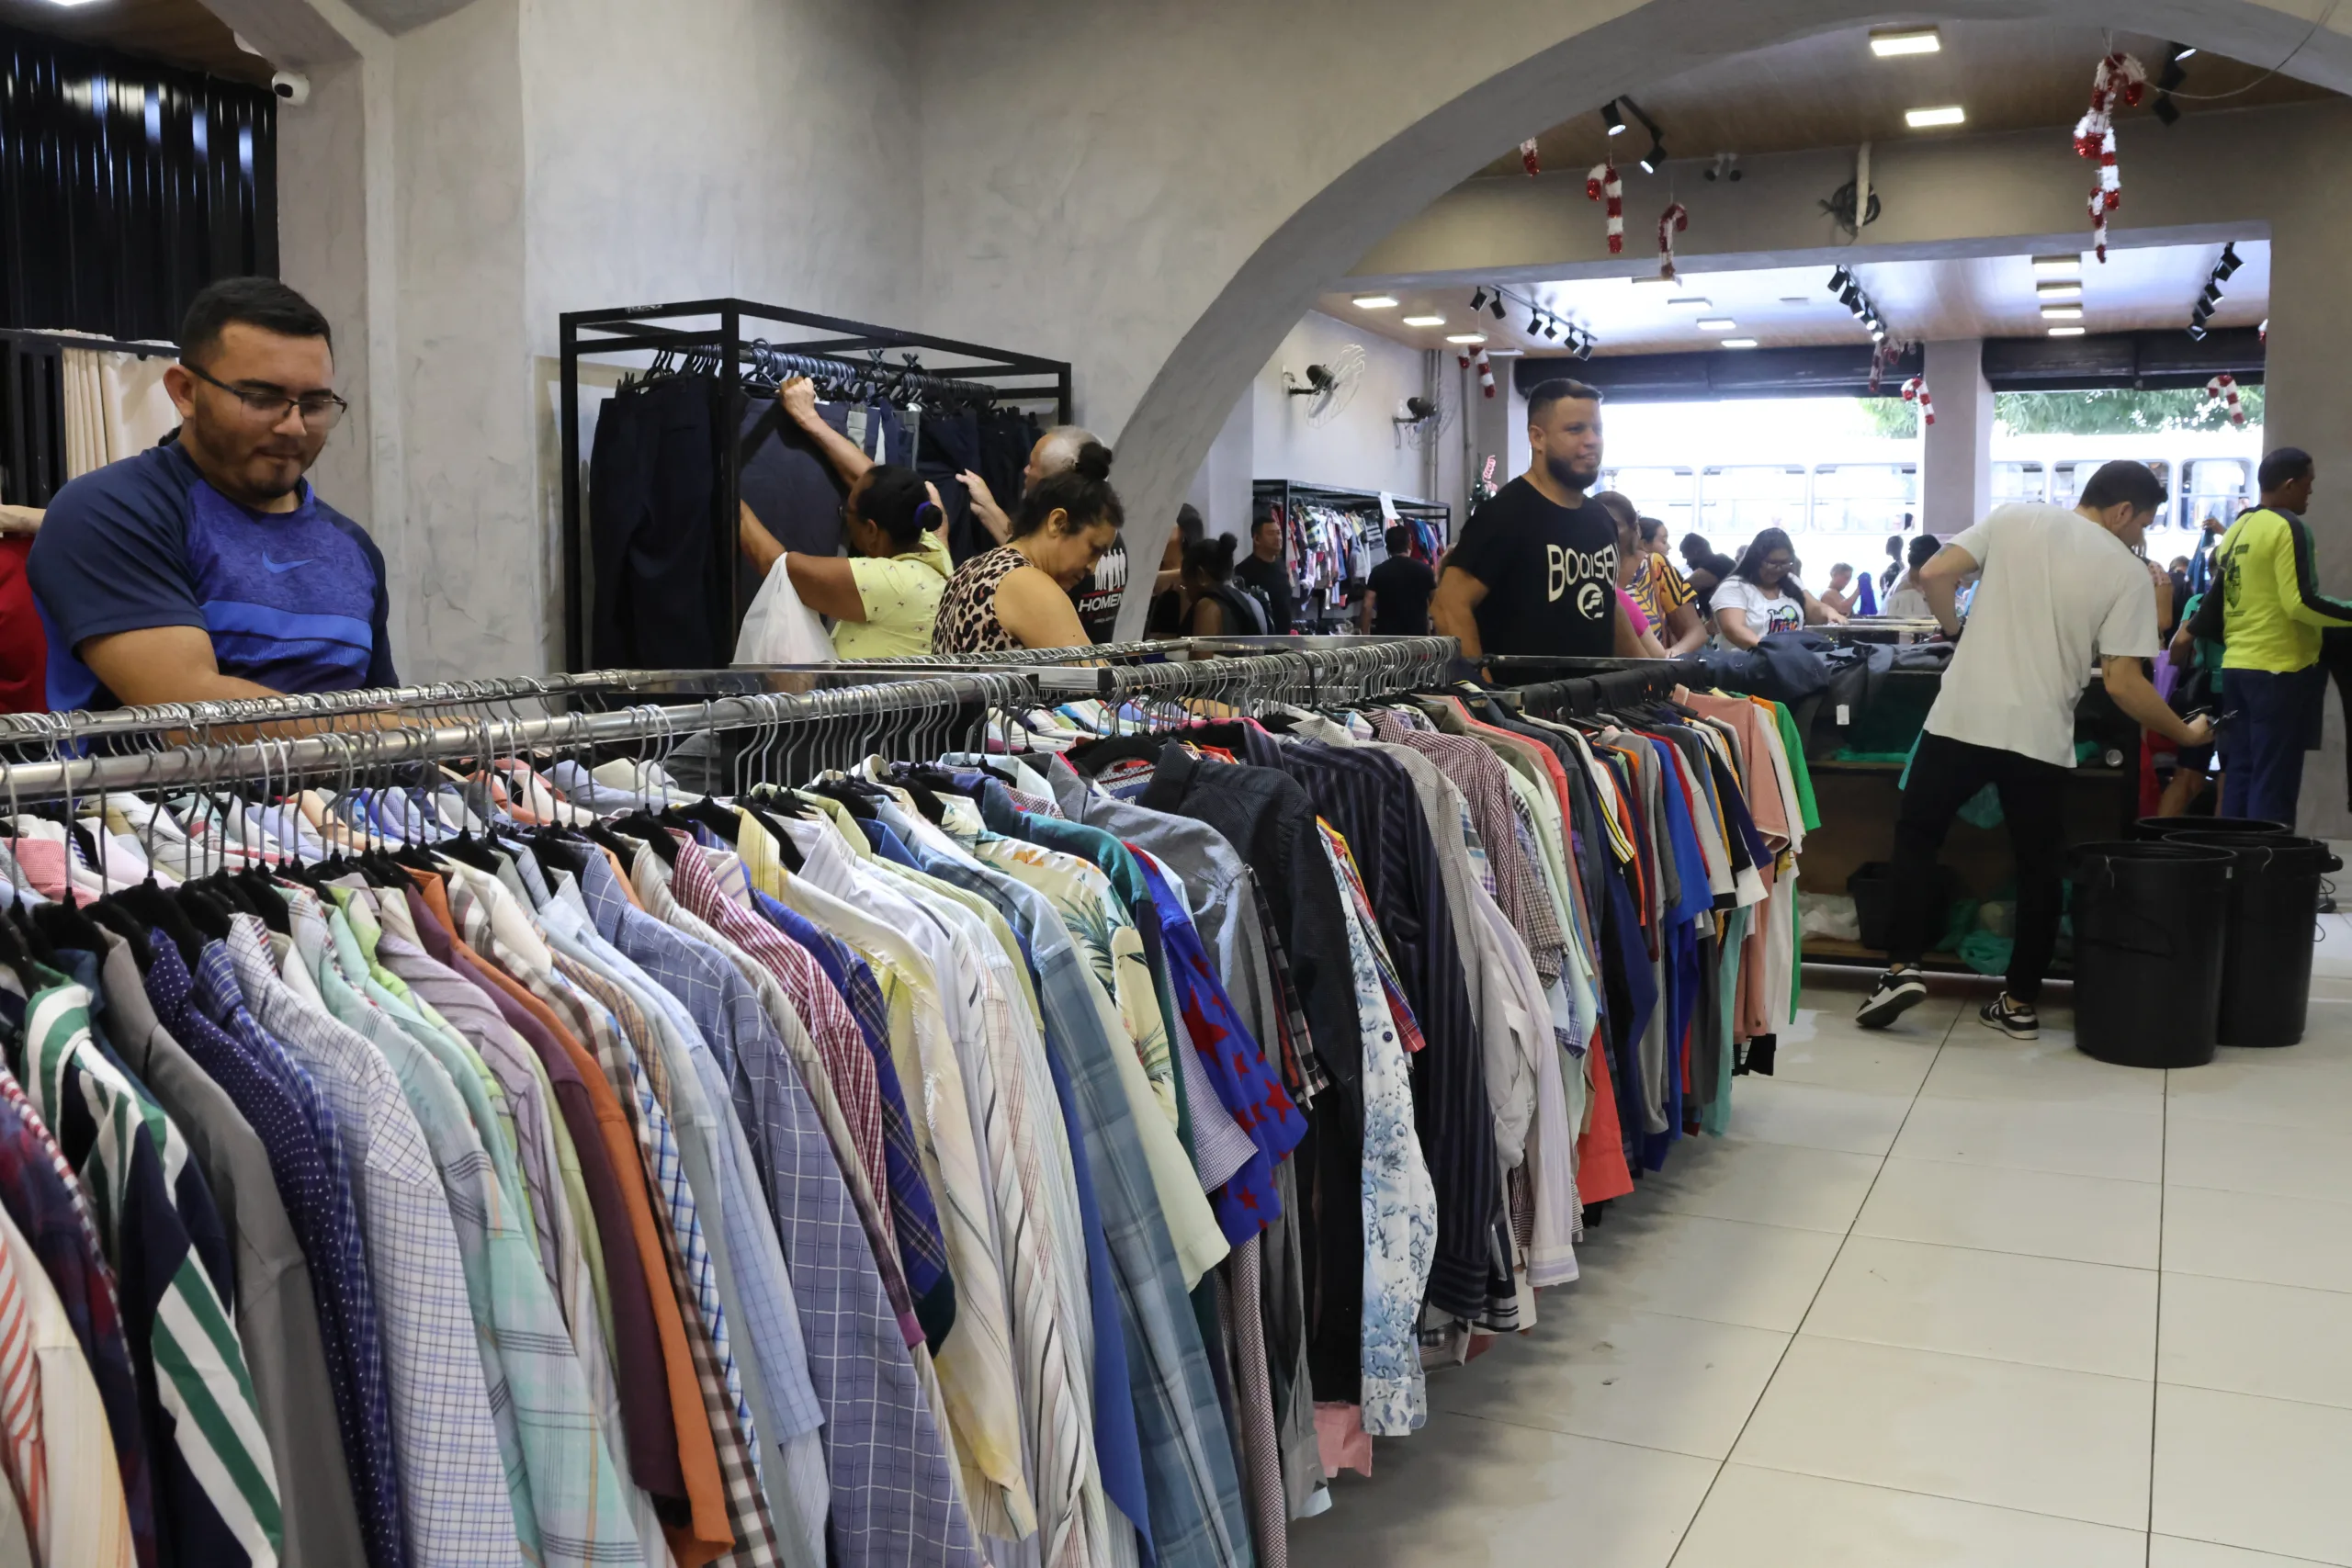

{"left": 262, "top": 553, "right": 315, "bottom": 573}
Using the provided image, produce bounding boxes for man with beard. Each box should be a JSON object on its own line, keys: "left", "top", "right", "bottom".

{"left": 30, "top": 276, "right": 394, "bottom": 709}
{"left": 1432, "top": 377, "right": 1643, "bottom": 659}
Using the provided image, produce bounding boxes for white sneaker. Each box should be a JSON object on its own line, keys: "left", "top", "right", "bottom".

{"left": 1856, "top": 968, "right": 1928, "bottom": 1030}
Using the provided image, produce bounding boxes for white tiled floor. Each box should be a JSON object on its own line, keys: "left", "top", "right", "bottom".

{"left": 1287, "top": 915, "right": 2352, "bottom": 1567}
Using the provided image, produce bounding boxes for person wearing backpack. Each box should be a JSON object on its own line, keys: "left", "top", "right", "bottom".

{"left": 1180, "top": 535, "right": 1272, "bottom": 635}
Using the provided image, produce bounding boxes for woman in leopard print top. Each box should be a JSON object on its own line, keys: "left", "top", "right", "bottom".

{"left": 934, "top": 439, "right": 1125, "bottom": 653}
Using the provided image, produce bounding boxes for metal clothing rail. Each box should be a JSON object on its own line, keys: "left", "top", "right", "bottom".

{"left": 0, "top": 639, "right": 1462, "bottom": 806}
{"left": 559, "top": 298, "right": 1074, "bottom": 672}
{"left": 0, "top": 674, "right": 1031, "bottom": 807}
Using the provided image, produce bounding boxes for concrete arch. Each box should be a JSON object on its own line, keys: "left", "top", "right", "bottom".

{"left": 910, "top": 0, "right": 2352, "bottom": 637}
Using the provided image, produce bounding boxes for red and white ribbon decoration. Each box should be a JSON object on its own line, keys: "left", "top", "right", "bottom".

{"left": 2072, "top": 51, "right": 2145, "bottom": 261}
{"left": 2204, "top": 372, "right": 2246, "bottom": 427}
{"left": 1585, "top": 162, "right": 1623, "bottom": 253}
{"left": 1901, "top": 376, "right": 1936, "bottom": 425}
{"left": 1458, "top": 347, "right": 1497, "bottom": 398}
{"left": 1520, "top": 139, "right": 1542, "bottom": 177}
{"left": 1657, "top": 200, "right": 1689, "bottom": 281}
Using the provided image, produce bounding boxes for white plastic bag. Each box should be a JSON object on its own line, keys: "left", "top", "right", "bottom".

{"left": 733, "top": 558, "right": 837, "bottom": 664}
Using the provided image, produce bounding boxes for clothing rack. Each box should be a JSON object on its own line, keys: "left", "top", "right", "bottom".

{"left": 1252, "top": 479, "right": 1453, "bottom": 633}
{"left": 0, "top": 325, "right": 178, "bottom": 506}
{"left": 559, "top": 298, "right": 1074, "bottom": 672}
{"left": 0, "top": 639, "right": 1461, "bottom": 805}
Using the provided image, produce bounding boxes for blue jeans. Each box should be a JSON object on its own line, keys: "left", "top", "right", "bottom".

{"left": 2220, "top": 663, "right": 2326, "bottom": 828}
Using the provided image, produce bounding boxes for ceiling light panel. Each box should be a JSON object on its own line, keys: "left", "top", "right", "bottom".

{"left": 1401, "top": 315, "right": 1445, "bottom": 327}
{"left": 1721, "top": 338, "right": 1759, "bottom": 349}
{"left": 2031, "top": 254, "right": 2084, "bottom": 276}
{"left": 1905, "top": 105, "right": 1967, "bottom": 128}
{"left": 1667, "top": 297, "right": 1712, "bottom": 308}
{"left": 2037, "top": 282, "right": 2083, "bottom": 300}
{"left": 1697, "top": 318, "right": 1737, "bottom": 331}
{"left": 1445, "top": 333, "right": 1487, "bottom": 344}
{"left": 2048, "top": 325, "right": 2086, "bottom": 336}
{"left": 1870, "top": 27, "right": 1942, "bottom": 56}
{"left": 2041, "top": 304, "right": 2084, "bottom": 320}
{"left": 1351, "top": 296, "right": 1398, "bottom": 310}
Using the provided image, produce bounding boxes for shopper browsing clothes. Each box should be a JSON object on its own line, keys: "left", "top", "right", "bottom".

{"left": 28, "top": 277, "right": 393, "bottom": 710}
{"left": 2179, "top": 447, "right": 2352, "bottom": 827}
{"left": 1630, "top": 513, "right": 1708, "bottom": 655}
{"left": 1708, "top": 528, "right": 1846, "bottom": 649}
{"left": 933, "top": 439, "right": 1125, "bottom": 652}
{"left": 1858, "top": 460, "right": 2213, "bottom": 1040}
{"left": 961, "top": 421, "right": 1131, "bottom": 637}
{"left": 1432, "top": 378, "right": 1643, "bottom": 659}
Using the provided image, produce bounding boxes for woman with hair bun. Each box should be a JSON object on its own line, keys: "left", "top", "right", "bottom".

{"left": 1179, "top": 533, "right": 1272, "bottom": 636}
{"left": 737, "top": 460, "right": 951, "bottom": 657}
{"left": 934, "top": 440, "right": 1125, "bottom": 652}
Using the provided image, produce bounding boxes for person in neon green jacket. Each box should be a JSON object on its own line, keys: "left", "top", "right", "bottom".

{"left": 2180, "top": 447, "right": 2352, "bottom": 825}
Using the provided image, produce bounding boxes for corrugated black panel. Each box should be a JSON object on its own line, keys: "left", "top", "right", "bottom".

{"left": 1515, "top": 329, "right": 2265, "bottom": 402}
{"left": 1982, "top": 328, "right": 2265, "bottom": 389}
{"left": 1513, "top": 344, "right": 1924, "bottom": 402}
{"left": 0, "top": 21, "right": 277, "bottom": 339}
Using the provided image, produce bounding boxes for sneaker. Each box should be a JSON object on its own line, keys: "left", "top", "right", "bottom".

{"left": 1980, "top": 993, "right": 2040, "bottom": 1041}
{"left": 1856, "top": 967, "right": 1928, "bottom": 1030}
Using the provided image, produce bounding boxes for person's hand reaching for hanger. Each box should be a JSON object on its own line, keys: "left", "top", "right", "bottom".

{"left": 961, "top": 470, "right": 1012, "bottom": 544}
{"left": 778, "top": 375, "right": 822, "bottom": 431}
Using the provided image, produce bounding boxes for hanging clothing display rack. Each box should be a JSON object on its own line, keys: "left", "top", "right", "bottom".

{"left": 0, "top": 633, "right": 1814, "bottom": 1568}
{"left": 560, "top": 299, "right": 1073, "bottom": 673}
{"left": 1250, "top": 480, "right": 1452, "bottom": 633}
{"left": 0, "top": 326, "right": 178, "bottom": 506}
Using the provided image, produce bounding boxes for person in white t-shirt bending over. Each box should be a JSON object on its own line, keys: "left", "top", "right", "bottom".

{"left": 1856, "top": 460, "right": 2213, "bottom": 1041}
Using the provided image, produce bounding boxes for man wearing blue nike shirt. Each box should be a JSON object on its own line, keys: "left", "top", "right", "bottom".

{"left": 29, "top": 276, "right": 396, "bottom": 712}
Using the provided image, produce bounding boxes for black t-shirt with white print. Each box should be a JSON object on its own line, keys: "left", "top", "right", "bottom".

{"left": 1445, "top": 476, "right": 1619, "bottom": 656}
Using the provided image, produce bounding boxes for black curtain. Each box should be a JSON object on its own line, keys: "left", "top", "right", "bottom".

{"left": 0, "top": 22, "right": 278, "bottom": 340}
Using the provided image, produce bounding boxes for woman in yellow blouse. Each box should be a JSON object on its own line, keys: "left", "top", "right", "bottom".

{"left": 738, "top": 463, "right": 951, "bottom": 658}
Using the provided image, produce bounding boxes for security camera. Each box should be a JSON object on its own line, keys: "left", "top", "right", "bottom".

{"left": 272, "top": 71, "right": 311, "bottom": 106}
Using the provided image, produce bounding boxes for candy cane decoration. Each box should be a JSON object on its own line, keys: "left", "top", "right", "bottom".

{"left": 1657, "top": 200, "right": 1689, "bottom": 281}
{"left": 2072, "top": 51, "right": 2144, "bottom": 261}
{"left": 2204, "top": 372, "right": 2246, "bottom": 427}
{"left": 1585, "top": 163, "right": 1623, "bottom": 253}
{"left": 1521, "top": 139, "right": 1543, "bottom": 177}
{"left": 1475, "top": 348, "right": 1497, "bottom": 399}
{"left": 1901, "top": 376, "right": 1936, "bottom": 426}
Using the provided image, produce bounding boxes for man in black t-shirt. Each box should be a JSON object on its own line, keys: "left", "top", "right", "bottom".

{"left": 1433, "top": 378, "right": 1638, "bottom": 659}
{"left": 1235, "top": 513, "right": 1296, "bottom": 633}
{"left": 1362, "top": 525, "right": 1436, "bottom": 634}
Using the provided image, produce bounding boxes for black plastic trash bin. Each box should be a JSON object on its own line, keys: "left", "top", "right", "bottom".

{"left": 2169, "top": 833, "right": 2342, "bottom": 1048}
{"left": 2070, "top": 840, "right": 2233, "bottom": 1069}
{"left": 2134, "top": 816, "right": 2290, "bottom": 842}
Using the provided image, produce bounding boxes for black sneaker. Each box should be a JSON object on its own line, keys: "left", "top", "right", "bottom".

{"left": 1856, "top": 968, "right": 1928, "bottom": 1029}
{"left": 1980, "top": 994, "right": 2040, "bottom": 1040}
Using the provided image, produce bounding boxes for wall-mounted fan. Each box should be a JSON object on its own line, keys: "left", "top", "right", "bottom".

{"left": 1392, "top": 383, "right": 1457, "bottom": 453}
{"left": 1284, "top": 343, "right": 1367, "bottom": 427}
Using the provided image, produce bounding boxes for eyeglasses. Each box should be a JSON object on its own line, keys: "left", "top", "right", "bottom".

{"left": 183, "top": 363, "right": 349, "bottom": 431}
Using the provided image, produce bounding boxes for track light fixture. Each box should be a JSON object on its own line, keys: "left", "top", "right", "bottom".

{"left": 2183, "top": 243, "right": 2245, "bottom": 335}
{"left": 1828, "top": 267, "right": 1851, "bottom": 294}
{"left": 1542, "top": 315, "right": 1560, "bottom": 339}
{"left": 1488, "top": 293, "right": 1507, "bottom": 320}
{"left": 1469, "top": 287, "right": 1488, "bottom": 312}
{"left": 1602, "top": 99, "right": 1626, "bottom": 136}
{"left": 1637, "top": 140, "right": 1667, "bottom": 175}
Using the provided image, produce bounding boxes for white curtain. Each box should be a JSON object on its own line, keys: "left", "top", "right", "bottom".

{"left": 51, "top": 333, "right": 180, "bottom": 479}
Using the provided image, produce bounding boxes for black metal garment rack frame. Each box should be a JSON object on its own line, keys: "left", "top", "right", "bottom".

{"left": 1250, "top": 478, "right": 1453, "bottom": 630}
{"left": 0, "top": 326, "right": 176, "bottom": 506}
{"left": 557, "top": 298, "right": 1072, "bottom": 672}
